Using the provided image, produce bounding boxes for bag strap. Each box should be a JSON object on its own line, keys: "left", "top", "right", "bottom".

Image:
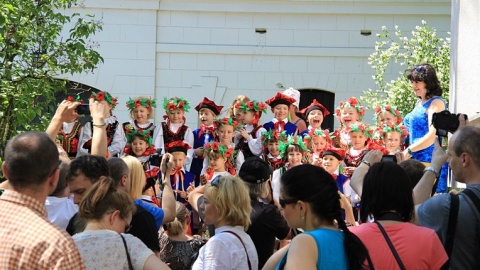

{"left": 222, "top": 230, "right": 252, "bottom": 270}
{"left": 374, "top": 221, "right": 406, "bottom": 270}
{"left": 462, "top": 188, "right": 480, "bottom": 213}
{"left": 441, "top": 193, "right": 460, "bottom": 270}
{"left": 119, "top": 233, "right": 134, "bottom": 270}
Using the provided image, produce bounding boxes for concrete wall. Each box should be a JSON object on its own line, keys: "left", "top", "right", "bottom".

{"left": 67, "top": 0, "right": 451, "bottom": 128}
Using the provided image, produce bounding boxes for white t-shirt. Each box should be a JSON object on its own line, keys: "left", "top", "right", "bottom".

{"left": 45, "top": 196, "right": 78, "bottom": 230}
{"left": 73, "top": 229, "right": 154, "bottom": 270}
{"left": 192, "top": 225, "right": 258, "bottom": 270}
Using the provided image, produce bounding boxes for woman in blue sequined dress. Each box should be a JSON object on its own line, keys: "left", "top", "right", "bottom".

{"left": 403, "top": 64, "right": 448, "bottom": 193}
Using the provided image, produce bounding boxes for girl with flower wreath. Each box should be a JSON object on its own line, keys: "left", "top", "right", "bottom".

{"left": 373, "top": 104, "right": 403, "bottom": 126}
{"left": 234, "top": 100, "right": 268, "bottom": 159}
{"left": 200, "top": 117, "right": 244, "bottom": 176}
{"left": 261, "top": 130, "right": 287, "bottom": 171}
{"left": 124, "top": 129, "right": 158, "bottom": 169}
{"left": 56, "top": 95, "right": 84, "bottom": 159}
{"left": 123, "top": 96, "right": 157, "bottom": 141}
{"left": 200, "top": 141, "right": 235, "bottom": 184}
{"left": 378, "top": 123, "right": 409, "bottom": 154}
{"left": 343, "top": 123, "right": 375, "bottom": 177}
{"left": 303, "top": 129, "right": 333, "bottom": 167}
{"left": 152, "top": 97, "right": 194, "bottom": 167}
{"left": 332, "top": 97, "right": 365, "bottom": 150}
{"left": 77, "top": 91, "right": 126, "bottom": 157}
{"left": 271, "top": 135, "right": 309, "bottom": 203}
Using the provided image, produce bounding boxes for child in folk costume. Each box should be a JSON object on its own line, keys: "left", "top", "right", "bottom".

{"left": 201, "top": 142, "right": 235, "bottom": 184}
{"left": 56, "top": 95, "right": 83, "bottom": 159}
{"left": 263, "top": 92, "right": 298, "bottom": 136}
{"left": 343, "top": 123, "right": 375, "bottom": 177}
{"left": 123, "top": 96, "right": 157, "bottom": 139}
{"left": 77, "top": 91, "right": 126, "bottom": 157}
{"left": 161, "top": 141, "right": 195, "bottom": 209}
{"left": 191, "top": 97, "right": 223, "bottom": 186}
{"left": 152, "top": 97, "right": 194, "bottom": 166}
{"left": 261, "top": 130, "right": 287, "bottom": 171}
{"left": 372, "top": 104, "right": 403, "bottom": 144}
{"left": 378, "top": 123, "right": 409, "bottom": 154}
{"left": 271, "top": 135, "right": 309, "bottom": 203}
{"left": 235, "top": 100, "right": 268, "bottom": 159}
{"left": 303, "top": 129, "right": 332, "bottom": 167}
{"left": 201, "top": 117, "right": 244, "bottom": 176}
{"left": 227, "top": 95, "right": 250, "bottom": 123}
{"left": 332, "top": 97, "right": 365, "bottom": 150}
{"left": 299, "top": 99, "right": 330, "bottom": 136}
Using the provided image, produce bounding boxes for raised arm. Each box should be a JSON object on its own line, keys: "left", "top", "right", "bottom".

{"left": 160, "top": 153, "right": 176, "bottom": 224}
{"left": 349, "top": 150, "right": 382, "bottom": 197}
{"left": 45, "top": 100, "right": 81, "bottom": 141}
{"left": 89, "top": 98, "right": 109, "bottom": 157}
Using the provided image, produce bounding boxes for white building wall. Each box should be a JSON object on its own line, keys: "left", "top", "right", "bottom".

{"left": 68, "top": 0, "right": 450, "bottom": 128}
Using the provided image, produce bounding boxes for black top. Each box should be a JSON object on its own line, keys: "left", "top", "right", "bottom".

{"left": 246, "top": 198, "right": 290, "bottom": 269}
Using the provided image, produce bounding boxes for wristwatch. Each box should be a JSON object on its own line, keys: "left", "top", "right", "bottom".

{"left": 423, "top": 166, "right": 439, "bottom": 178}
{"left": 361, "top": 160, "right": 371, "bottom": 167}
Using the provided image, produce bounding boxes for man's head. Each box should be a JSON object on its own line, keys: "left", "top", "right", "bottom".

{"left": 2, "top": 131, "right": 59, "bottom": 193}
{"left": 107, "top": 157, "right": 130, "bottom": 192}
{"left": 239, "top": 157, "right": 271, "bottom": 198}
{"left": 67, "top": 155, "right": 110, "bottom": 204}
{"left": 448, "top": 126, "right": 480, "bottom": 183}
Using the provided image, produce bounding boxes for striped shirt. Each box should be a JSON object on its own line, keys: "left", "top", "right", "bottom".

{"left": 0, "top": 190, "right": 85, "bottom": 269}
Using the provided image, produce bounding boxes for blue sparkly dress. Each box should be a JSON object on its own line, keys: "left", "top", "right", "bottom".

{"left": 404, "top": 96, "right": 448, "bottom": 193}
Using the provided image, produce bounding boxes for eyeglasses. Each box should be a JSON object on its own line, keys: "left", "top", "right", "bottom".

{"left": 279, "top": 197, "right": 298, "bottom": 208}
{"left": 121, "top": 217, "right": 132, "bottom": 233}
{"left": 210, "top": 175, "right": 221, "bottom": 187}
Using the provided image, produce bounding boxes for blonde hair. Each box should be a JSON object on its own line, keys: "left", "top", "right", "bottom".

{"left": 79, "top": 177, "right": 135, "bottom": 221}
{"left": 164, "top": 202, "right": 189, "bottom": 236}
{"left": 204, "top": 175, "right": 252, "bottom": 229}
{"left": 227, "top": 95, "right": 250, "bottom": 118}
{"left": 129, "top": 96, "right": 155, "bottom": 120}
{"left": 121, "top": 155, "right": 146, "bottom": 199}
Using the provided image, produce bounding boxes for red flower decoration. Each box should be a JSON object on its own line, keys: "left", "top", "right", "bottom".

{"left": 385, "top": 105, "right": 391, "bottom": 111}
{"left": 375, "top": 106, "right": 381, "bottom": 114}
{"left": 71, "top": 138, "right": 78, "bottom": 153}
{"left": 67, "top": 96, "right": 75, "bottom": 102}
{"left": 96, "top": 92, "right": 105, "bottom": 101}
{"left": 348, "top": 97, "right": 358, "bottom": 106}
{"left": 134, "top": 100, "right": 141, "bottom": 107}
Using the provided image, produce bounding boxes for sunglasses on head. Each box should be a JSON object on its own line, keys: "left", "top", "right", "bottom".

{"left": 279, "top": 197, "right": 298, "bottom": 208}
{"left": 414, "top": 65, "right": 425, "bottom": 72}
{"left": 210, "top": 175, "right": 222, "bottom": 187}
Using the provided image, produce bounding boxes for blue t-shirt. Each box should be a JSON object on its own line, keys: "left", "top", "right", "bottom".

{"left": 276, "top": 228, "right": 347, "bottom": 270}
{"left": 134, "top": 199, "right": 164, "bottom": 229}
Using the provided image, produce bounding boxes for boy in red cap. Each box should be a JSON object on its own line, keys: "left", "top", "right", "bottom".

{"left": 263, "top": 92, "right": 298, "bottom": 136}
{"left": 299, "top": 99, "right": 330, "bottom": 136}
{"left": 191, "top": 97, "right": 223, "bottom": 185}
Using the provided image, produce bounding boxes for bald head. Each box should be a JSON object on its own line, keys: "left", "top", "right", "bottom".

{"left": 3, "top": 131, "right": 58, "bottom": 190}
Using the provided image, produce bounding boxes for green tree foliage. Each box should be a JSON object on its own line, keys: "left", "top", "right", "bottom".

{"left": 361, "top": 21, "right": 450, "bottom": 115}
{"left": 0, "top": 0, "right": 103, "bottom": 159}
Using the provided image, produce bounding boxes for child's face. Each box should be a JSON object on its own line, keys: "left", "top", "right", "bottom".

{"left": 322, "top": 155, "right": 341, "bottom": 174}
{"left": 217, "top": 125, "right": 235, "bottom": 144}
{"left": 378, "top": 111, "right": 397, "bottom": 126}
{"left": 199, "top": 108, "right": 215, "bottom": 126}
{"left": 133, "top": 105, "right": 150, "bottom": 124}
{"left": 288, "top": 151, "right": 303, "bottom": 167}
{"left": 209, "top": 156, "right": 226, "bottom": 172}
{"left": 385, "top": 131, "right": 402, "bottom": 153}
{"left": 267, "top": 141, "right": 280, "bottom": 157}
{"left": 233, "top": 105, "right": 243, "bottom": 123}
{"left": 242, "top": 111, "right": 255, "bottom": 125}
{"left": 132, "top": 137, "right": 148, "bottom": 157}
{"left": 168, "top": 109, "right": 184, "bottom": 124}
{"left": 340, "top": 107, "right": 360, "bottom": 127}
{"left": 312, "top": 136, "right": 327, "bottom": 152}
{"left": 171, "top": 152, "right": 186, "bottom": 169}
{"left": 350, "top": 132, "right": 367, "bottom": 150}
{"left": 307, "top": 110, "right": 324, "bottom": 128}
{"left": 273, "top": 104, "right": 289, "bottom": 120}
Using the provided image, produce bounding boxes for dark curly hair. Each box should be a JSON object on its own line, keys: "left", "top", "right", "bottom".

{"left": 406, "top": 63, "right": 443, "bottom": 99}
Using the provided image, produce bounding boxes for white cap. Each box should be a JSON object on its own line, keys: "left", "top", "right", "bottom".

{"left": 282, "top": 87, "right": 300, "bottom": 108}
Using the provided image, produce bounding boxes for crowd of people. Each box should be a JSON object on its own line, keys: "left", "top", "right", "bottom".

{"left": 0, "top": 63, "right": 479, "bottom": 269}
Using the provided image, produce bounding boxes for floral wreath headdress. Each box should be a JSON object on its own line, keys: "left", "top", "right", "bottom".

{"left": 213, "top": 117, "right": 242, "bottom": 131}
{"left": 260, "top": 130, "right": 288, "bottom": 150}
{"left": 90, "top": 91, "right": 118, "bottom": 108}
{"left": 66, "top": 95, "right": 83, "bottom": 103}
{"left": 124, "top": 129, "right": 156, "bottom": 156}
{"left": 204, "top": 141, "right": 236, "bottom": 175}
{"left": 162, "top": 97, "right": 191, "bottom": 113}
{"left": 278, "top": 135, "right": 309, "bottom": 158}
{"left": 373, "top": 105, "right": 403, "bottom": 125}
{"left": 348, "top": 123, "right": 375, "bottom": 138}
{"left": 303, "top": 129, "right": 334, "bottom": 145}
{"left": 126, "top": 97, "right": 157, "bottom": 111}
{"left": 377, "top": 123, "right": 409, "bottom": 139}
{"left": 235, "top": 100, "right": 268, "bottom": 126}
{"left": 335, "top": 97, "right": 365, "bottom": 120}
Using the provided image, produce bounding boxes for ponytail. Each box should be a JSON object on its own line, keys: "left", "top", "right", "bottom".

{"left": 164, "top": 202, "right": 188, "bottom": 236}
{"left": 337, "top": 212, "right": 370, "bottom": 269}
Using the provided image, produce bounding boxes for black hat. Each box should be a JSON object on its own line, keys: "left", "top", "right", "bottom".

{"left": 239, "top": 157, "right": 271, "bottom": 184}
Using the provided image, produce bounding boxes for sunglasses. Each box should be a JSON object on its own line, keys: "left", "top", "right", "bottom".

{"left": 279, "top": 198, "right": 298, "bottom": 208}
{"left": 414, "top": 66, "right": 425, "bottom": 72}
{"left": 121, "top": 217, "right": 132, "bottom": 233}
{"left": 210, "top": 175, "right": 222, "bottom": 187}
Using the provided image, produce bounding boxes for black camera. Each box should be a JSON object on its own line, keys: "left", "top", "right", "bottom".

{"left": 76, "top": 104, "right": 90, "bottom": 115}
{"left": 149, "top": 148, "right": 163, "bottom": 167}
{"left": 432, "top": 110, "right": 467, "bottom": 137}
{"left": 381, "top": 155, "right": 397, "bottom": 163}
